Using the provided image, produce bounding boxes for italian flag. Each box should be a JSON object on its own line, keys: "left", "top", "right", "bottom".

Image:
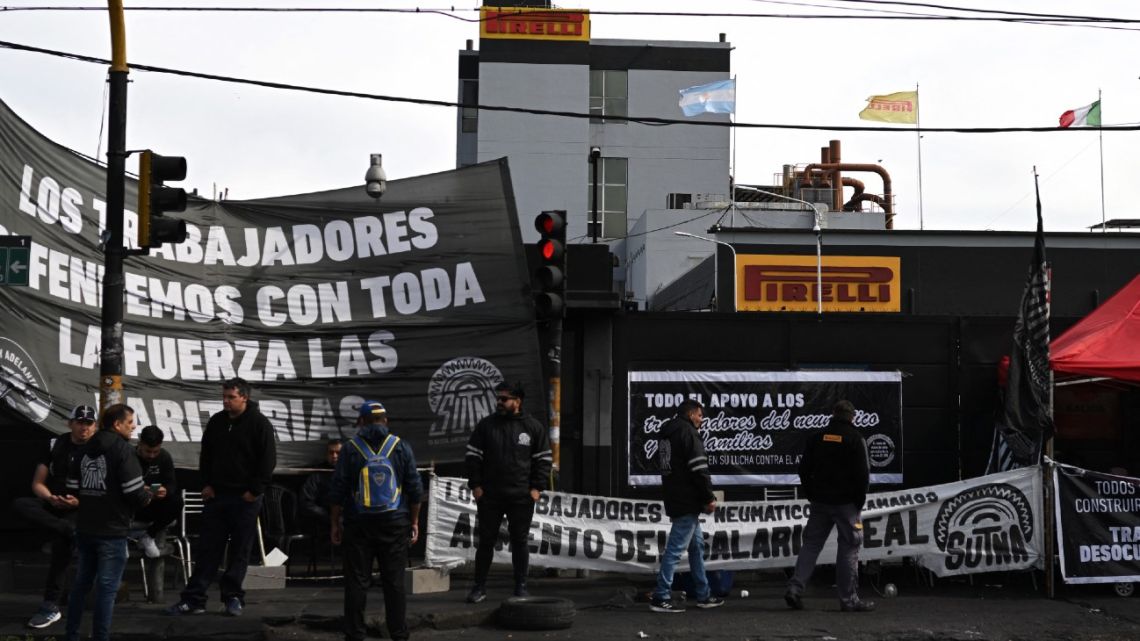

{"left": 1059, "top": 100, "right": 1101, "bottom": 128}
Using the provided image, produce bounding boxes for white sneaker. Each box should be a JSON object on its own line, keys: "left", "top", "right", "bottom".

{"left": 138, "top": 534, "right": 161, "bottom": 558}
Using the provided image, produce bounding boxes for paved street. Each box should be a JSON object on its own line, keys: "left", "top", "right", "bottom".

{"left": 3, "top": 567, "right": 1137, "bottom": 640}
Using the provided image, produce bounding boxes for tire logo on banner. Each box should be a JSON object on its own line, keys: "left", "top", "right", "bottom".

{"left": 866, "top": 434, "right": 896, "bottom": 468}
{"left": 0, "top": 337, "right": 52, "bottom": 423}
{"left": 933, "top": 483, "right": 1033, "bottom": 572}
{"left": 428, "top": 357, "right": 504, "bottom": 437}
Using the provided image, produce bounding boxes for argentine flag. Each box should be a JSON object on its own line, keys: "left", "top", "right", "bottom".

{"left": 678, "top": 79, "right": 736, "bottom": 117}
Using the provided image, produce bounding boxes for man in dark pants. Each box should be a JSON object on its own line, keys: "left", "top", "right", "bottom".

{"left": 65, "top": 403, "right": 151, "bottom": 641}
{"left": 649, "top": 399, "right": 724, "bottom": 613}
{"left": 329, "top": 401, "right": 423, "bottom": 641}
{"left": 134, "top": 425, "right": 181, "bottom": 559}
{"left": 13, "top": 404, "right": 97, "bottom": 629}
{"left": 785, "top": 399, "right": 875, "bottom": 613}
{"left": 465, "top": 382, "right": 552, "bottom": 603}
{"left": 165, "top": 377, "right": 276, "bottom": 617}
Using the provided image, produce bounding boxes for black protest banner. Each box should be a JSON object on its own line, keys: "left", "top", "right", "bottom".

{"left": 0, "top": 98, "right": 543, "bottom": 469}
{"left": 628, "top": 371, "right": 903, "bottom": 486}
{"left": 1054, "top": 465, "right": 1140, "bottom": 583}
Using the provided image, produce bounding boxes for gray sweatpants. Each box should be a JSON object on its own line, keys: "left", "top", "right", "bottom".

{"left": 786, "top": 501, "right": 864, "bottom": 607}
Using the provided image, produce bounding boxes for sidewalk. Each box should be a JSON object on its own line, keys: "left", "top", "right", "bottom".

{"left": 2, "top": 566, "right": 1137, "bottom": 640}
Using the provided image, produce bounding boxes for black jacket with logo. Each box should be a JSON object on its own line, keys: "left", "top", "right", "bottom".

{"left": 658, "top": 416, "right": 715, "bottom": 518}
{"left": 200, "top": 400, "right": 277, "bottom": 496}
{"left": 466, "top": 411, "right": 552, "bottom": 501}
{"left": 66, "top": 430, "right": 150, "bottom": 537}
{"left": 797, "top": 417, "right": 870, "bottom": 507}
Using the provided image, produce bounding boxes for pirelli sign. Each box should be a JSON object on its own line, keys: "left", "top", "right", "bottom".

{"left": 736, "top": 255, "right": 901, "bottom": 313}
{"left": 480, "top": 7, "right": 590, "bottom": 41}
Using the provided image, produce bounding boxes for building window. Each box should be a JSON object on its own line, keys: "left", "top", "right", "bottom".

{"left": 461, "top": 80, "right": 478, "bottom": 133}
{"left": 589, "top": 70, "right": 627, "bottom": 123}
{"left": 587, "top": 157, "right": 628, "bottom": 239}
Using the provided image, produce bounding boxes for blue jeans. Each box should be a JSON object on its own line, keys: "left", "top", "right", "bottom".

{"left": 653, "top": 513, "right": 710, "bottom": 602}
{"left": 66, "top": 534, "right": 128, "bottom": 641}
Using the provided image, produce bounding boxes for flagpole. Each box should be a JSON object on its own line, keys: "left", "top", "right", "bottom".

{"left": 916, "top": 82, "right": 925, "bottom": 230}
{"left": 1098, "top": 88, "right": 1106, "bottom": 233}
{"left": 730, "top": 75, "right": 738, "bottom": 228}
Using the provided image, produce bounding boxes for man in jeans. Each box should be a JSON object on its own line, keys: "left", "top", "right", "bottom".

{"left": 165, "top": 377, "right": 277, "bottom": 617}
{"left": 785, "top": 399, "right": 875, "bottom": 613}
{"left": 13, "top": 404, "right": 97, "bottom": 629}
{"left": 64, "top": 403, "right": 151, "bottom": 641}
{"left": 650, "top": 399, "right": 724, "bottom": 613}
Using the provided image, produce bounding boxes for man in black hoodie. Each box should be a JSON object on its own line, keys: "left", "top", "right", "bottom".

{"left": 329, "top": 400, "right": 423, "bottom": 641}
{"left": 785, "top": 399, "right": 875, "bottom": 613}
{"left": 166, "top": 377, "right": 277, "bottom": 617}
{"left": 649, "top": 399, "right": 724, "bottom": 613}
{"left": 465, "top": 382, "right": 552, "bottom": 603}
{"left": 64, "top": 403, "right": 151, "bottom": 641}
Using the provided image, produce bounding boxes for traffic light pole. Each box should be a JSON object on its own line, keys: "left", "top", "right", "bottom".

{"left": 545, "top": 319, "right": 562, "bottom": 486}
{"left": 99, "top": 0, "right": 129, "bottom": 410}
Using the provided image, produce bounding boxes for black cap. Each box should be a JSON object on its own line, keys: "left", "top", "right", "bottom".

{"left": 69, "top": 404, "right": 97, "bottom": 422}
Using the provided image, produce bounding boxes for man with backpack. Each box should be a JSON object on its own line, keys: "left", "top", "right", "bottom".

{"left": 329, "top": 400, "right": 423, "bottom": 641}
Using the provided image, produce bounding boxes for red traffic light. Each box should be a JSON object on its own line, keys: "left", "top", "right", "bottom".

{"left": 535, "top": 212, "right": 565, "bottom": 236}
{"left": 539, "top": 239, "right": 563, "bottom": 262}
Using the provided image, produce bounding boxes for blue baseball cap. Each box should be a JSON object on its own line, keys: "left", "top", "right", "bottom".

{"left": 358, "top": 400, "right": 387, "bottom": 419}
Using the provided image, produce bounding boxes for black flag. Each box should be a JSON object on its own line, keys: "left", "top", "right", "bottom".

{"left": 991, "top": 175, "right": 1052, "bottom": 470}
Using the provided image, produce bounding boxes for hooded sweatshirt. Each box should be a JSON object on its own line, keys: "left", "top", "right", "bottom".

{"left": 200, "top": 400, "right": 277, "bottom": 496}
{"left": 328, "top": 422, "right": 424, "bottom": 523}
{"left": 658, "top": 416, "right": 715, "bottom": 518}
{"left": 66, "top": 430, "right": 150, "bottom": 537}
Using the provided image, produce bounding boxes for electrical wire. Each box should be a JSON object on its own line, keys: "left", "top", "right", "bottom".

{"left": 2, "top": 39, "right": 1137, "bottom": 135}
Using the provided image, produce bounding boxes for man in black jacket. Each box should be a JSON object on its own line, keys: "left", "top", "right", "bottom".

{"left": 785, "top": 399, "right": 875, "bottom": 613}
{"left": 133, "top": 425, "right": 181, "bottom": 559}
{"left": 464, "top": 382, "right": 552, "bottom": 603}
{"left": 166, "top": 377, "right": 277, "bottom": 617}
{"left": 299, "top": 439, "right": 342, "bottom": 532}
{"left": 65, "top": 403, "right": 151, "bottom": 641}
{"left": 649, "top": 399, "right": 724, "bottom": 613}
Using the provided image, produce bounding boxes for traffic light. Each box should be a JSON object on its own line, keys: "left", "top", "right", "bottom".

{"left": 137, "top": 150, "right": 188, "bottom": 250}
{"left": 534, "top": 210, "right": 567, "bottom": 319}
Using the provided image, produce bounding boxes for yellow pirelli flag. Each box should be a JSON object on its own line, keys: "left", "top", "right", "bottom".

{"left": 859, "top": 91, "right": 918, "bottom": 124}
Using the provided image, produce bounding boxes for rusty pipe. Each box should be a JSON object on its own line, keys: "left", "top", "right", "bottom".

{"left": 829, "top": 140, "right": 842, "bottom": 212}
{"left": 844, "top": 192, "right": 887, "bottom": 212}
{"left": 800, "top": 162, "right": 893, "bottom": 228}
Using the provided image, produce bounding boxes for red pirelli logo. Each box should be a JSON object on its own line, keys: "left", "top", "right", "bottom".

{"left": 736, "top": 255, "right": 901, "bottom": 312}
{"left": 480, "top": 8, "right": 590, "bottom": 41}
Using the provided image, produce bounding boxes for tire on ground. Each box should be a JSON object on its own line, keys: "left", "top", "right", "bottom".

{"left": 496, "top": 596, "right": 575, "bottom": 630}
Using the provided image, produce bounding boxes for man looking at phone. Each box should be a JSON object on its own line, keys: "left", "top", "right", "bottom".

{"left": 133, "top": 425, "right": 181, "bottom": 559}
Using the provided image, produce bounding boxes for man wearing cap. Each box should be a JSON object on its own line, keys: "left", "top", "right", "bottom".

{"left": 166, "top": 377, "right": 276, "bottom": 617}
{"left": 133, "top": 425, "right": 181, "bottom": 560}
{"left": 329, "top": 400, "right": 423, "bottom": 641}
{"left": 464, "top": 382, "right": 552, "bottom": 603}
{"left": 12, "top": 403, "right": 97, "bottom": 629}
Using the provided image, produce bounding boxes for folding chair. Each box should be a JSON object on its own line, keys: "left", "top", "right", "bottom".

{"left": 170, "top": 490, "right": 205, "bottom": 586}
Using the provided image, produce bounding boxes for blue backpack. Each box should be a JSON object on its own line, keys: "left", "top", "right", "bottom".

{"left": 349, "top": 434, "right": 402, "bottom": 513}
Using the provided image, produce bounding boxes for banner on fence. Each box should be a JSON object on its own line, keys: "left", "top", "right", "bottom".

{"left": 425, "top": 467, "right": 1042, "bottom": 577}
{"left": 1054, "top": 464, "right": 1140, "bottom": 584}
{"left": 627, "top": 370, "right": 903, "bottom": 486}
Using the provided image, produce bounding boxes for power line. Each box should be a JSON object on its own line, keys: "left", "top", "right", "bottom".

{"left": 3, "top": 38, "right": 1139, "bottom": 135}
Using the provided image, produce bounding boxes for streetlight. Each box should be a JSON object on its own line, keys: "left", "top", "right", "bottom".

{"left": 735, "top": 185, "right": 826, "bottom": 316}
{"left": 674, "top": 231, "right": 737, "bottom": 312}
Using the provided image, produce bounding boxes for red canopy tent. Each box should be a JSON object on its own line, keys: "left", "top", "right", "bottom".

{"left": 1051, "top": 274, "right": 1140, "bottom": 382}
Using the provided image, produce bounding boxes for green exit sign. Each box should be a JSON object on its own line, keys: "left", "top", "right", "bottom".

{"left": 0, "top": 236, "right": 31, "bottom": 286}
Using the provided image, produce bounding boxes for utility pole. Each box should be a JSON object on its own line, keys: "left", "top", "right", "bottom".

{"left": 99, "top": 0, "right": 129, "bottom": 410}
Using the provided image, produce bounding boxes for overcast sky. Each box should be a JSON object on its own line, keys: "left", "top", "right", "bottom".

{"left": 2, "top": 0, "right": 1139, "bottom": 232}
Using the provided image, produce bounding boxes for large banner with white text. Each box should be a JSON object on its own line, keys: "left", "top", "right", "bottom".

{"left": 1054, "top": 464, "right": 1140, "bottom": 584}
{"left": 0, "top": 98, "right": 543, "bottom": 469}
{"left": 425, "top": 467, "right": 1043, "bottom": 577}
{"left": 627, "top": 371, "right": 903, "bottom": 486}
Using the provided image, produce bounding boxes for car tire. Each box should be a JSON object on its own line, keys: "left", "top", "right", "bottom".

{"left": 496, "top": 596, "right": 575, "bottom": 630}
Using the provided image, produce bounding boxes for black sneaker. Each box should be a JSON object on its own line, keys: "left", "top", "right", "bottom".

{"left": 513, "top": 582, "right": 529, "bottom": 598}
{"left": 223, "top": 597, "right": 243, "bottom": 617}
{"left": 784, "top": 591, "right": 803, "bottom": 610}
{"left": 466, "top": 586, "right": 487, "bottom": 604}
{"left": 696, "top": 596, "right": 725, "bottom": 609}
{"left": 840, "top": 600, "right": 876, "bottom": 613}
{"left": 26, "top": 603, "right": 61, "bottom": 628}
{"left": 649, "top": 598, "right": 685, "bottom": 613}
{"left": 163, "top": 601, "right": 205, "bottom": 616}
